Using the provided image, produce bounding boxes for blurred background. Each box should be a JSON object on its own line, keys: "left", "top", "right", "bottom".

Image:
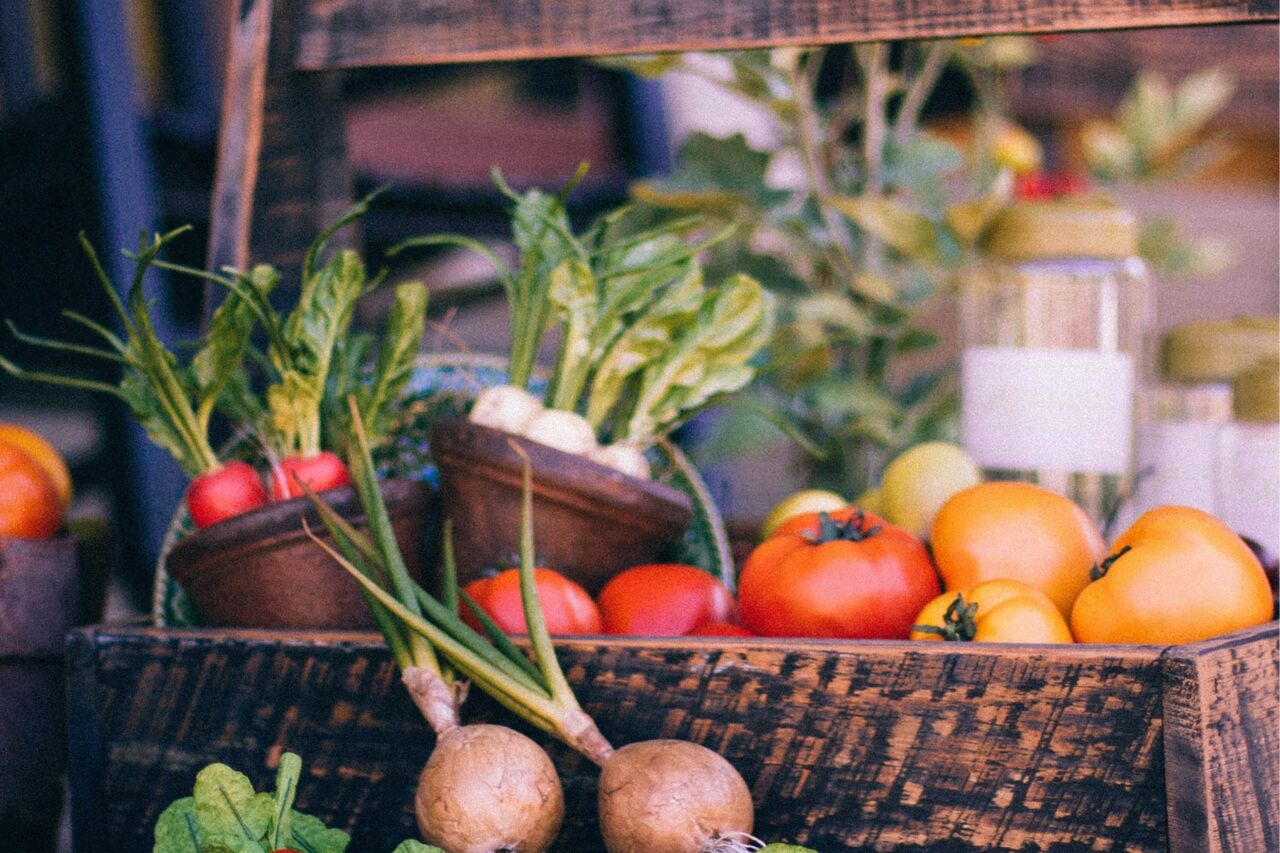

{"left": 0, "top": 1, "right": 1276, "bottom": 619}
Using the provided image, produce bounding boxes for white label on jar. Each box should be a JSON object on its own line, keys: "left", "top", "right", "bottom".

{"left": 961, "top": 347, "right": 1133, "bottom": 474}
{"left": 1217, "top": 424, "right": 1280, "bottom": 554}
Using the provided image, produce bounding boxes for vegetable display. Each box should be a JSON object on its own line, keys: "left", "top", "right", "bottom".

{"left": 1071, "top": 506, "right": 1273, "bottom": 644}
{"left": 307, "top": 399, "right": 757, "bottom": 853}
{"left": 1, "top": 200, "right": 427, "bottom": 530}
{"left": 393, "top": 170, "right": 775, "bottom": 478}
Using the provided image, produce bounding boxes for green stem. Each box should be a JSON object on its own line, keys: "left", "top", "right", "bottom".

{"left": 1091, "top": 544, "right": 1133, "bottom": 581}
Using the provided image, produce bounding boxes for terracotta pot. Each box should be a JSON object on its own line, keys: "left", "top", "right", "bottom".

{"left": 166, "top": 479, "right": 433, "bottom": 629}
{"left": 0, "top": 535, "right": 79, "bottom": 851}
{"left": 431, "top": 418, "right": 693, "bottom": 594}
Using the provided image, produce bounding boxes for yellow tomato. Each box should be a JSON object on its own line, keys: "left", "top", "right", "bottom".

{"left": 759, "top": 489, "right": 848, "bottom": 540}
{"left": 912, "top": 578, "right": 1073, "bottom": 644}
{"left": 0, "top": 423, "right": 72, "bottom": 508}
{"left": 1071, "top": 506, "right": 1273, "bottom": 645}
{"left": 931, "top": 481, "right": 1104, "bottom": 616}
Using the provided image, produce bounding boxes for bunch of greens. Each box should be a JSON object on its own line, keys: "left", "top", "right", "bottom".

{"left": 391, "top": 169, "right": 775, "bottom": 450}
{"left": 152, "top": 752, "right": 444, "bottom": 852}
{"left": 174, "top": 194, "right": 430, "bottom": 459}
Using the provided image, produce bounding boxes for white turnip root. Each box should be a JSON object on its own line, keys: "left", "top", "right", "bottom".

{"left": 589, "top": 442, "right": 651, "bottom": 480}
{"left": 522, "top": 409, "right": 597, "bottom": 455}
{"left": 470, "top": 385, "right": 545, "bottom": 435}
{"left": 416, "top": 723, "right": 565, "bottom": 853}
{"left": 596, "top": 739, "right": 754, "bottom": 853}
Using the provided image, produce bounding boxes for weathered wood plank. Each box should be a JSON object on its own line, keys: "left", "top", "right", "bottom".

{"left": 207, "top": 0, "right": 354, "bottom": 287}
{"left": 294, "top": 0, "right": 1278, "bottom": 70}
{"left": 69, "top": 625, "right": 1176, "bottom": 852}
{"left": 1161, "top": 621, "right": 1280, "bottom": 853}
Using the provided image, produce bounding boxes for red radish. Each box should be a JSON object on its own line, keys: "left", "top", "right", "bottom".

{"left": 186, "top": 461, "right": 268, "bottom": 528}
{"left": 268, "top": 451, "right": 352, "bottom": 501}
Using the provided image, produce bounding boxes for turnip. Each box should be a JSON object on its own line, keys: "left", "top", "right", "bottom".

{"left": 304, "top": 400, "right": 566, "bottom": 853}
{"left": 469, "top": 385, "right": 545, "bottom": 435}
{"left": 588, "top": 442, "right": 651, "bottom": 481}
{"left": 521, "top": 409, "right": 597, "bottom": 456}
{"left": 311, "top": 403, "right": 756, "bottom": 853}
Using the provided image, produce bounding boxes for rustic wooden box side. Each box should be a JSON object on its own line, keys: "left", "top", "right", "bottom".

{"left": 63, "top": 625, "right": 1225, "bottom": 852}
{"left": 1161, "top": 625, "right": 1280, "bottom": 853}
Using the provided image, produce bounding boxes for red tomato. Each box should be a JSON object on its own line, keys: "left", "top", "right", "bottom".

{"left": 738, "top": 509, "right": 940, "bottom": 639}
{"left": 686, "top": 621, "right": 753, "bottom": 637}
{"left": 186, "top": 460, "right": 268, "bottom": 528}
{"left": 461, "top": 568, "right": 601, "bottom": 635}
{"left": 268, "top": 451, "right": 352, "bottom": 501}
{"left": 597, "top": 564, "right": 735, "bottom": 636}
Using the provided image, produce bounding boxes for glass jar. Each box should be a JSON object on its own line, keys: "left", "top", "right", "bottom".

{"left": 1218, "top": 357, "right": 1280, "bottom": 554}
{"left": 1126, "top": 317, "right": 1279, "bottom": 527}
{"left": 958, "top": 198, "right": 1149, "bottom": 525}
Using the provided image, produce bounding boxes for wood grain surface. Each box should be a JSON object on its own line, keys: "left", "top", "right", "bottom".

{"left": 293, "top": 0, "right": 1278, "bottom": 69}
{"left": 69, "top": 624, "right": 1262, "bottom": 852}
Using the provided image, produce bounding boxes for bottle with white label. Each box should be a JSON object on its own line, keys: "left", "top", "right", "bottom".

{"left": 959, "top": 197, "right": 1149, "bottom": 527}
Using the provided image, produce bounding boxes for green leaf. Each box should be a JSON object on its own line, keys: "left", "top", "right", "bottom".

{"left": 623, "top": 274, "right": 775, "bottom": 443}
{"left": 828, "top": 194, "right": 940, "bottom": 262}
{"left": 153, "top": 797, "right": 201, "bottom": 852}
{"left": 359, "top": 281, "right": 428, "bottom": 444}
{"left": 192, "top": 764, "right": 272, "bottom": 851}
{"left": 546, "top": 258, "right": 600, "bottom": 411}
{"left": 760, "top": 845, "right": 820, "bottom": 853}
{"left": 592, "top": 53, "right": 683, "bottom": 79}
{"left": 269, "top": 753, "right": 302, "bottom": 849}
{"left": 391, "top": 842, "right": 447, "bottom": 853}
{"left": 883, "top": 133, "right": 963, "bottom": 188}
{"left": 289, "top": 811, "right": 350, "bottom": 853}
{"left": 638, "top": 132, "right": 789, "bottom": 212}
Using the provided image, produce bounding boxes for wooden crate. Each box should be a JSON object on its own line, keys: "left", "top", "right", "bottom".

{"left": 67, "top": 622, "right": 1277, "bottom": 852}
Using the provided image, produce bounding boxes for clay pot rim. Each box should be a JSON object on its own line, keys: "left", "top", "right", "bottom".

{"left": 166, "top": 478, "right": 428, "bottom": 589}
{"left": 431, "top": 418, "right": 693, "bottom": 524}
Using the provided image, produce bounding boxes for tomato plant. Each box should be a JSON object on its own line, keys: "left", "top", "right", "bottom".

{"left": 268, "top": 451, "right": 352, "bottom": 501}
{"left": 738, "top": 510, "right": 940, "bottom": 639}
{"left": 596, "top": 564, "right": 735, "bottom": 636}
{"left": 186, "top": 460, "right": 269, "bottom": 529}
{"left": 1071, "top": 506, "right": 1273, "bottom": 644}
{"left": 930, "top": 482, "right": 1104, "bottom": 616}
{"left": 912, "top": 578, "right": 1073, "bottom": 644}
{"left": 461, "top": 567, "right": 601, "bottom": 635}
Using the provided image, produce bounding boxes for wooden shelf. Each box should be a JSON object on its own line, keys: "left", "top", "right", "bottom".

{"left": 294, "top": 0, "right": 1277, "bottom": 70}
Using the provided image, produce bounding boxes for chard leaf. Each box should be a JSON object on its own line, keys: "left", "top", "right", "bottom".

{"left": 191, "top": 268, "right": 274, "bottom": 428}
{"left": 153, "top": 797, "right": 201, "bottom": 852}
{"left": 546, "top": 259, "right": 599, "bottom": 411}
{"left": 119, "top": 370, "right": 205, "bottom": 477}
{"left": 289, "top": 810, "right": 350, "bottom": 853}
{"left": 587, "top": 266, "right": 703, "bottom": 429}
{"left": 192, "top": 764, "right": 271, "bottom": 850}
{"left": 391, "top": 842, "right": 447, "bottom": 853}
{"left": 623, "top": 274, "right": 774, "bottom": 443}
{"left": 269, "top": 753, "right": 302, "bottom": 848}
{"left": 358, "top": 281, "right": 428, "bottom": 444}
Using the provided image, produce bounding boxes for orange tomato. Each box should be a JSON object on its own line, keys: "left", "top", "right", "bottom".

{"left": 0, "top": 424, "right": 72, "bottom": 508}
{"left": 1071, "top": 506, "right": 1273, "bottom": 645}
{"left": 930, "top": 481, "right": 1104, "bottom": 616}
{"left": 911, "top": 578, "right": 1073, "bottom": 644}
{"left": 0, "top": 440, "right": 64, "bottom": 539}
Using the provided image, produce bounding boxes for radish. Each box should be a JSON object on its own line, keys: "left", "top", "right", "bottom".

{"left": 309, "top": 399, "right": 755, "bottom": 853}
{"left": 588, "top": 442, "right": 651, "bottom": 480}
{"left": 187, "top": 460, "right": 269, "bottom": 528}
{"left": 268, "top": 450, "right": 352, "bottom": 501}
{"left": 469, "top": 385, "right": 545, "bottom": 435}
{"left": 521, "top": 409, "right": 597, "bottom": 456}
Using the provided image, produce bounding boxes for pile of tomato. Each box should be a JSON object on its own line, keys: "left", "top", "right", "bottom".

{"left": 465, "top": 480, "right": 1277, "bottom": 647}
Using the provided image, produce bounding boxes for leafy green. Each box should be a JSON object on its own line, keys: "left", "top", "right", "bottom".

{"left": 391, "top": 842, "right": 446, "bottom": 853}
{"left": 152, "top": 754, "right": 349, "bottom": 853}
{"left": 759, "top": 845, "right": 820, "bottom": 853}
{"left": 154, "top": 798, "right": 202, "bottom": 852}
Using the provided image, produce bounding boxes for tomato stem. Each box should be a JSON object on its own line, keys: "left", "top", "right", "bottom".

{"left": 913, "top": 594, "right": 978, "bottom": 642}
{"left": 1090, "top": 544, "right": 1133, "bottom": 581}
{"left": 806, "top": 510, "right": 883, "bottom": 545}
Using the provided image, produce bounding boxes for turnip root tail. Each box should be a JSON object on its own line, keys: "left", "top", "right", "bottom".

{"left": 703, "top": 832, "right": 768, "bottom": 853}
{"left": 416, "top": 724, "right": 565, "bottom": 853}
{"left": 597, "top": 739, "right": 754, "bottom": 853}
{"left": 402, "top": 666, "right": 465, "bottom": 735}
